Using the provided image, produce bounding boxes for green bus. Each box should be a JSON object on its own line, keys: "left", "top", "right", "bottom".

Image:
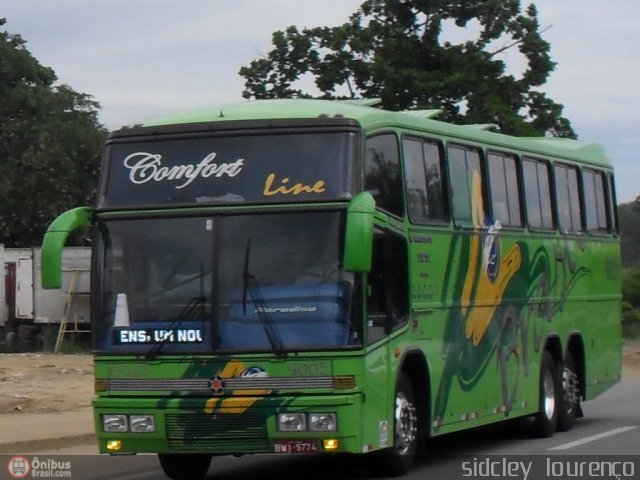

{"left": 41, "top": 98, "right": 622, "bottom": 478}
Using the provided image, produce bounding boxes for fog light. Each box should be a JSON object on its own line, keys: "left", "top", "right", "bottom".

{"left": 277, "top": 412, "right": 307, "bottom": 431}
{"left": 309, "top": 413, "right": 337, "bottom": 432}
{"left": 129, "top": 415, "right": 156, "bottom": 433}
{"left": 106, "top": 440, "right": 122, "bottom": 452}
{"left": 103, "top": 414, "right": 128, "bottom": 433}
{"left": 94, "top": 379, "right": 107, "bottom": 393}
{"left": 322, "top": 439, "right": 340, "bottom": 450}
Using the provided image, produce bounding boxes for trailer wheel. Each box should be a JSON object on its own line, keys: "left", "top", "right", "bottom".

{"left": 158, "top": 453, "right": 211, "bottom": 480}
{"left": 5, "top": 331, "right": 18, "bottom": 353}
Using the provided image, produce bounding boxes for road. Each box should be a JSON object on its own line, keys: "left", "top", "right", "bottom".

{"left": 13, "top": 377, "right": 640, "bottom": 480}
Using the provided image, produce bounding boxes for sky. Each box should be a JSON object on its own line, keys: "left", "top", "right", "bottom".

{"left": 2, "top": 0, "right": 639, "bottom": 203}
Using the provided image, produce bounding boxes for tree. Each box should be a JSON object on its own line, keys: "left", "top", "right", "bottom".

{"left": 622, "top": 263, "right": 640, "bottom": 337}
{"left": 619, "top": 197, "right": 640, "bottom": 337}
{"left": 619, "top": 196, "right": 640, "bottom": 268}
{"left": 239, "top": 0, "right": 575, "bottom": 137}
{"left": 0, "top": 18, "right": 107, "bottom": 246}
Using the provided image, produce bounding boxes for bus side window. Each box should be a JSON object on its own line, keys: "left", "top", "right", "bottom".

{"left": 523, "top": 157, "right": 554, "bottom": 230}
{"left": 365, "top": 134, "right": 404, "bottom": 218}
{"left": 403, "top": 137, "right": 447, "bottom": 224}
{"left": 583, "top": 169, "right": 609, "bottom": 234}
{"left": 447, "top": 145, "right": 484, "bottom": 228}
{"left": 488, "top": 151, "right": 523, "bottom": 227}
{"left": 554, "top": 164, "right": 583, "bottom": 234}
{"left": 366, "top": 230, "right": 409, "bottom": 345}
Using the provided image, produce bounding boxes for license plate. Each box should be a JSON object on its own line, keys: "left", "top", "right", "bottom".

{"left": 273, "top": 439, "right": 319, "bottom": 454}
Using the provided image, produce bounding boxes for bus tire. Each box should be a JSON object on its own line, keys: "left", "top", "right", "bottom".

{"left": 158, "top": 453, "right": 211, "bottom": 480}
{"left": 375, "top": 373, "right": 418, "bottom": 477}
{"left": 532, "top": 351, "right": 560, "bottom": 438}
{"left": 557, "top": 352, "right": 580, "bottom": 432}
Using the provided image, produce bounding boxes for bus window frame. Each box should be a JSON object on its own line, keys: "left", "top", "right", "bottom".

{"left": 364, "top": 131, "right": 406, "bottom": 221}
{"left": 486, "top": 149, "right": 525, "bottom": 231}
{"left": 445, "top": 142, "right": 487, "bottom": 230}
{"left": 401, "top": 133, "right": 449, "bottom": 226}
{"left": 581, "top": 167, "right": 611, "bottom": 236}
{"left": 522, "top": 156, "right": 557, "bottom": 233}
{"left": 553, "top": 162, "right": 585, "bottom": 236}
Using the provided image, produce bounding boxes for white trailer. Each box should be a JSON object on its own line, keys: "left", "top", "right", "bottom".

{"left": 0, "top": 246, "right": 91, "bottom": 351}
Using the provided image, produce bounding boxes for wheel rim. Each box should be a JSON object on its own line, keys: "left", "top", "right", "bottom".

{"left": 542, "top": 369, "right": 556, "bottom": 419}
{"left": 394, "top": 392, "right": 417, "bottom": 456}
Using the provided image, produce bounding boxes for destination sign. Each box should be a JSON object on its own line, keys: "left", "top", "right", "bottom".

{"left": 114, "top": 328, "right": 204, "bottom": 344}
{"left": 100, "top": 131, "right": 356, "bottom": 207}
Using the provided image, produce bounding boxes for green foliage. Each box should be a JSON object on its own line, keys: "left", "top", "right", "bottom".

{"left": 622, "top": 264, "right": 640, "bottom": 338}
{"left": 0, "top": 18, "right": 107, "bottom": 247}
{"left": 239, "top": 0, "right": 575, "bottom": 137}
{"left": 622, "top": 302, "right": 640, "bottom": 338}
{"left": 619, "top": 197, "right": 640, "bottom": 268}
{"left": 617, "top": 197, "right": 640, "bottom": 337}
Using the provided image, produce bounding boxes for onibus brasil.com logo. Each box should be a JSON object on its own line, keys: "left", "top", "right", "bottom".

{"left": 7, "top": 456, "right": 72, "bottom": 478}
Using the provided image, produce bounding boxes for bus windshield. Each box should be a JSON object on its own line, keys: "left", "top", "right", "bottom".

{"left": 94, "top": 211, "right": 361, "bottom": 354}
{"left": 100, "top": 130, "right": 357, "bottom": 208}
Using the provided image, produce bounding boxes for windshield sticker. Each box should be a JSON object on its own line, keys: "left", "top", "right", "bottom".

{"left": 124, "top": 152, "right": 244, "bottom": 189}
{"left": 262, "top": 173, "right": 326, "bottom": 197}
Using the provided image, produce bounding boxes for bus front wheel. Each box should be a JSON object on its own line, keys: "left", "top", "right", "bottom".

{"left": 158, "top": 453, "right": 211, "bottom": 480}
{"left": 532, "top": 351, "right": 560, "bottom": 438}
{"left": 375, "top": 372, "right": 418, "bottom": 477}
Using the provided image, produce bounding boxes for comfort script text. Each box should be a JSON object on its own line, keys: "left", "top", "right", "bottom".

{"left": 124, "top": 152, "right": 244, "bottom": 189}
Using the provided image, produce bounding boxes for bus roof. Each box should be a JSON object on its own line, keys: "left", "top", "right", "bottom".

{"left": 143, "top": 98, "right": 612, "bottom": 169}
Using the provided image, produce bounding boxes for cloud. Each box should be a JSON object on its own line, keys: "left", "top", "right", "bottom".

{"left": 3, "top": 0, "right": 639, "bottom": 201}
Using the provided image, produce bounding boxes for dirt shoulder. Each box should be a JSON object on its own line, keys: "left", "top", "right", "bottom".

{"left": 0, "top": 353, "right": 93, "bottom": 413}
{"left": 1, "top": 341, "right": 639, "bottom": 415}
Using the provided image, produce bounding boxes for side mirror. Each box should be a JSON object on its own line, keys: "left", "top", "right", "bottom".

{"left": 41, "top": 207, "right": 91, "bottom": 289}
{"left": 343, "top": 192, "right": 375, "bottom": 273}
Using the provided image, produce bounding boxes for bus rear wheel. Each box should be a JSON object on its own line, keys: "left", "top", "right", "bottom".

{"left": 158, "top": 453, "right": 212, "bottom": 480}
{"left": 557, "top": 352, "right": 580, "bottom": 432}
{"left": 532, "top": 351, "right": 560, "bottom": 438}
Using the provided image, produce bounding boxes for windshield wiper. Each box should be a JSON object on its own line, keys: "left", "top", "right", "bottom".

{"left": 145, "top": 295, "right": 206, "bottom": 360}
{"left": 242, "top": 239, "right": 285, "bottom": 357}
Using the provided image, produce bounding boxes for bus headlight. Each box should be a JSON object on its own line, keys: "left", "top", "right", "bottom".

{"left": 103, "top": 414, "right": 128, "bottom": 433}
{"left": 309, "top": 413, "right": 337, "bottom": 432}
{"left": 129, "top": 415, "right": 156, "bottom": 433}
{"left": 277, "top": 413, "right": 307, "bottom": 431}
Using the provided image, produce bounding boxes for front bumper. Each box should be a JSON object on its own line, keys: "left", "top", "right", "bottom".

{"left": 93, "top": 394, "right": 363, "bottom": 455}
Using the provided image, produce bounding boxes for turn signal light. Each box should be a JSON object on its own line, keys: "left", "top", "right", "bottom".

{"left": 333, "top": 376, "right": 356, "bottom": 389}
{"left": 106, "top": 440, "right": 122, "bottom": 452}
{"left": 322, "top": 439, "right": 340, "bottom": 450}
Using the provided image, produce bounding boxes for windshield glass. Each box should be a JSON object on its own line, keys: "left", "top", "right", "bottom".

{"left": 94, "top": 211, "right": 361, "bottom": 354}
{"left": 101, "top": 131, "right": 357, "bottom": 208}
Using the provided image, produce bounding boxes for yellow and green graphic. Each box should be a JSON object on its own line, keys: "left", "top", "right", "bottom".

{"left": 433, "top": 175, "right": 591, "bottom": 428}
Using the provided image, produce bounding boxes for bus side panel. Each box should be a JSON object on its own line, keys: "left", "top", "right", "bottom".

{"left": 578, "top": 236, "right": 622, "bottom": 398}
{"left": 408, "top": 223, "right": 621, "bottom": 437}
{"left": 409, "top": 228, "right": 542, "bottom": 434}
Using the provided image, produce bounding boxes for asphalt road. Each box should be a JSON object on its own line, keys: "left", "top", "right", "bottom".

{"left": 15, "top": 377, "right": 640, "bottom": 480}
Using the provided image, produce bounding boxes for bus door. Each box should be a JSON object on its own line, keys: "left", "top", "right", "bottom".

{"left": 363, "top": 227, "right": 410, "bottom": 448}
